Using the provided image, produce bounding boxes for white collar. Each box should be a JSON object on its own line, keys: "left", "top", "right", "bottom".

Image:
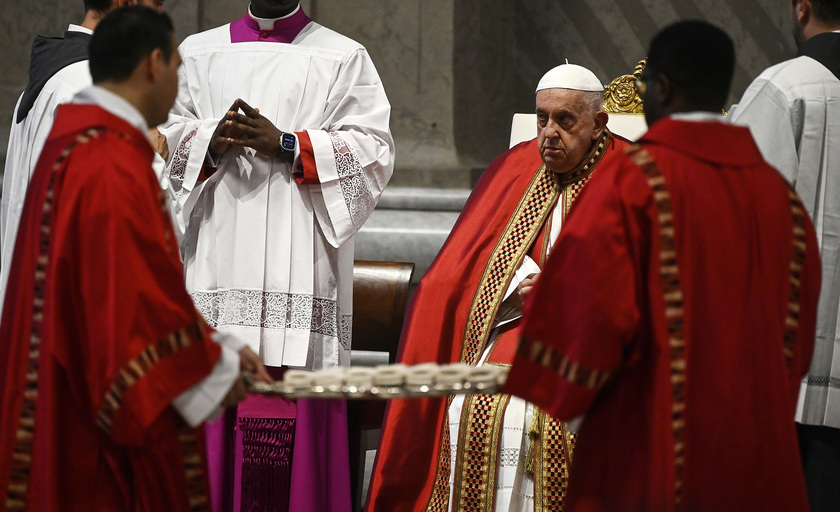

{"left": 67, "top": 24, "right": 93, "bottom": 35}
{"left": 71, "top": 85, "right": 149, "bottom": 134}
{"left": 670, "top": 111, "right": 726, "bottom": 123}
{"left": 248, "top": 4, "right": 301, "bottom": 30}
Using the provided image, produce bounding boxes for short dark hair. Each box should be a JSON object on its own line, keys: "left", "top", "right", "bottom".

{"left": 810, "top": 0, "right": 840, "bottom": 24}
{"left": 646, "top": 20, "right": 734, "bottom": 110}
{"left": 89, "top": 6, "right": 174, "bottom": 84}
{"left": 84, "top": 0, "right": 112, "bottom": 13}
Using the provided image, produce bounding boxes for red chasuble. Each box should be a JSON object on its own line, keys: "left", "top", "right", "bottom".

{"left": 0, "top": 104, "right": 222, "bottom": 512}
{"left": 368, "top": 134, "right": 628, "bottom": 511}
{"left": 505, "top": 119, "right": 820, "bottom": 511}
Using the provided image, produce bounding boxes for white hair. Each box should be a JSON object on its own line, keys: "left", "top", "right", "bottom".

{"left": 583, "top": 90, "right": 605, "bottom": 114}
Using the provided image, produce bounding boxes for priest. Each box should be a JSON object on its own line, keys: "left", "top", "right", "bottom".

{"left": 505, "top": 21, "right": 820, "bottom": 511}
{"left": 729, "top": 1, "right": 840, "bottom": 508}
{"left": 158, "top": 1, "right": 394, "bottom": 510}
{"left": 367, "top": 64, "right": 629, "bottom": 511}
{"left": 1, "top": 0, "right": 170, "bottom": 315}
{"left": 0, "top": 7, "right": 269, "bottom": 512}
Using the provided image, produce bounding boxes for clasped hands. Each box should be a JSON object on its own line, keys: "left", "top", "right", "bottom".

{"left": 209, "top": 98, "right": 290, "bottom": 160}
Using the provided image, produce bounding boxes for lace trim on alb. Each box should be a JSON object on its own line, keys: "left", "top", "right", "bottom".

{"left": 192, "top": 289, "right": 345, "bottom": 341}
{"left": 169, "top": 128, "right": 197, "bottom": 199}
{"left": 329, "top": 132, "right": 376, "bottom": 228}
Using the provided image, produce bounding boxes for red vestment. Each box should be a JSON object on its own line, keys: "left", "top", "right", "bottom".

{"left": 505, "top": 119, "right": 820, "bottom": 511}
{"left": 0, "top": 104, "right": 222, "bottom": 512}
{"left": 368, "top": 134, "right": 629, "bottom": 511}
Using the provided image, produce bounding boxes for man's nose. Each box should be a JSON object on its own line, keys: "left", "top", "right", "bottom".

{"left": 544, "top": 120, "right": 560, "bottom": 139}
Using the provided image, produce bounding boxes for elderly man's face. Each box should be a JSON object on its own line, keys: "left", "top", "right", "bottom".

{"left": 536, "top": 88, "right": 605, "bottom": 174}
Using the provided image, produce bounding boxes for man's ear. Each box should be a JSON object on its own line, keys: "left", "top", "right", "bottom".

{"left": 654, "top": 73, "right": 673, "bottom": 110}
{"left": 592, "top": 111, "right": 609, "bottom": 139}
{"left": 797, "top": 0, "right": 811, "bottom": 26}
{"left": 146, "top": 48, "right": 166, "bottom": 83}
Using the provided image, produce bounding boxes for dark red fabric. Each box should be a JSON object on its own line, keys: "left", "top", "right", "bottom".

{"left": 367, "top": 135, "right": 629, "bottom": 511}
{"left": 295, "top": 130, "right": 319, "bottom": 184}
{"left": 505, "top": 119, "right": 820, "bottom": 511}
{"left": 0, "top": 104, "right": 222, "bottom": 511}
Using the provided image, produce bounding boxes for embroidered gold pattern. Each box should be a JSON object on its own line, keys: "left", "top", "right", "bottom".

{"left": 784, "top": 190, "right": 808, "bottom": 367}
{"left": 178, "top": 423, "right": 212, "bottom": 511}
{"left": 555, "top": 131, "right": 610, "bottom": 188}
{"left": 96, "top": 320, "right": 208, "bottom": 433}
{"left": 534, "top": 413, "right": 576, "bottom": 511}
{"left": 516, "top": 339, "right": 612, "bottom": 390}
{"left": 5, "top": 128, "right": 103, "bottom": 511}
{"left": 459, "top": 166, "right": 560, "bottom": 367}
{"left": 427, "top": 411, "right": 453, "bottom": 511}
{"left": 452, "top": 394, "right": 510, "bottom": 511}
{"left": 626, "top": 144, "right": 687, "bottom": 511}
{"left": 426, "top": 132, "right": 613, "bottom": 511}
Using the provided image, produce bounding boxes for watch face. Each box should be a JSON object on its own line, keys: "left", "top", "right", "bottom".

{"left": 281, "top": 132, "right": 296, "bottom": 152}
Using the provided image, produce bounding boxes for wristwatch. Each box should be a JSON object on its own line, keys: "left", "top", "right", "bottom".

{"left": 278, "top": 131, "right": 297, "bottom": 155}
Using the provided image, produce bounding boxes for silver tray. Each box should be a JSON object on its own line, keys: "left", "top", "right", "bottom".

{"left": 246, "top": 379, "right": 503, "bottom": 399}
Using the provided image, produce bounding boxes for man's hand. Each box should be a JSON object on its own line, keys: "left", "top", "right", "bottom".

{"left": 224, "top": 99, "right": 285, "bottom": 158}
{"left": 514, "top": 273, "right": 540, "bottom": 307}
{"left": 221, "top": 376, "right": 247, "bottom": 408}
{"left": 148, "top": 128, "right": 169, "bottom": 161}
{"left": 238, "top": 346, "right": 273, "bottom": 383}
{"left": 209, "top": 99, "right": 247, "bottom": 159}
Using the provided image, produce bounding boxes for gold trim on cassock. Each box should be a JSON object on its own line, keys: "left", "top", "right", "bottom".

{"left": 425, "top": 130, "right": 613, "bottom": 512}
{"left": 452, "top": 393, "right": 511, "bottom": 512}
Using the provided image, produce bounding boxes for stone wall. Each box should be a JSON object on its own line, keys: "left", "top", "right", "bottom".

{"left": 0, "top": 0, "right": 798, "bottom": 280}
{"left": 1, "top": 0, "right": 796, "bottom": 179}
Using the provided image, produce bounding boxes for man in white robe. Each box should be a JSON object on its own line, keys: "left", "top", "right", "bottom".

{"left": 729, "top": 0, "right": 840, "bottom": 509}
{"left": 159, "top": 1, "right": 393, "bottom": 510}
{"left": 1, "top": 0, "right": 170, "bottom": 315}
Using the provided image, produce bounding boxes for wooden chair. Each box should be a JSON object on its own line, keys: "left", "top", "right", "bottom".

{"left": 348, "top": 260, "right": 415, "bottom": 511}
{"left": 350, "top": 260, "right": 415, "bottom": 364}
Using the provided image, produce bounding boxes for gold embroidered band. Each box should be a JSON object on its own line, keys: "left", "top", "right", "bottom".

{"left": 626, "top": 144, "right": 687, "bottom": 511}
{"left": 6, "top": 128, "right": 103, "bottom": 512}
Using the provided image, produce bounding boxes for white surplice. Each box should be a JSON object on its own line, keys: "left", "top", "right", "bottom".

{"left": 160, "top": 21, "right": 394, "bottom": 370}
{"left": 0, "top": 26, "right": 92, "bottom": 316}
{"left": 730, "top": 55, "right": 840, "bottom": 428}
{"left": 2, "top": 25, "right": 183, "bottom": 316}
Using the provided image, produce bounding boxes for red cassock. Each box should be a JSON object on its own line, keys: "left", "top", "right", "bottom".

{"left": 0, "top": 104, "right": 222, "bottom": 512}
{"left": 367, "top": 134, "right": 629, "bottom": 511}
{"left": 504, "top": 119, "right": 820, "bottom": 511}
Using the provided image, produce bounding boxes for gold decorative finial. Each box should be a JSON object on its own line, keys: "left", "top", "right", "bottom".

{"left": 602, "top": 59, "right": 647, "bottom": 114}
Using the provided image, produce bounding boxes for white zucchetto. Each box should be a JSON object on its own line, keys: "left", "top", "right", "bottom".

{"left": 536, "top": 64, "right": 604, "bottom": 93}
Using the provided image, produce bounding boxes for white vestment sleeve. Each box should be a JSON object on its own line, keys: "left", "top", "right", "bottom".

{"left": 172, "top": 331, "right": 244, "bottom": 427}
{"left": 305, "top": 48, "right": 394, "bottom": 248}
{"left": 729, "top": 78, "right": 801, "bottom": 184}
{"left": 158, "top": 63, "right": 221, "bottom": 224}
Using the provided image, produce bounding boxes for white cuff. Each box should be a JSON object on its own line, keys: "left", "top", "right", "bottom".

{"left": 172, "top": 342, "right": 240, "bottom": 427}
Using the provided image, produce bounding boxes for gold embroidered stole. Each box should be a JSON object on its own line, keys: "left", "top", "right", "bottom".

{"left": 425, "top": 132, "right": 612, "bottom": 512}
{"left": 425, "top": 161, "right": 561, "bottom": 512}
